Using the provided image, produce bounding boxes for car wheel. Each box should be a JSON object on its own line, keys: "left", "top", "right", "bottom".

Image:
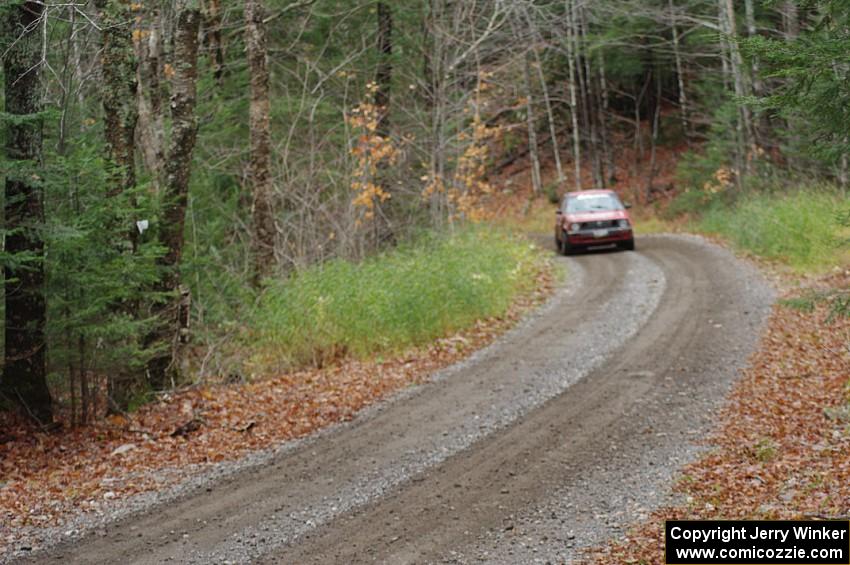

{"left": 560, "top": 231, "right": 574, "bottom": 256}
{"left": 620, "top": 238, "right": 635, "bottom": 251}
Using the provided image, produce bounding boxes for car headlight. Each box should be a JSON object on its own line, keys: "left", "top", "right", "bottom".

{"left": 618, "top": 219, "right": 630, "bottom": 229}
{"left": 569, "top": 223, "right": 580, "bottom": 233}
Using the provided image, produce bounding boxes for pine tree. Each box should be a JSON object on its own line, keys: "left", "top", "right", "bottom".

{"left": 1, "top": 1, "right": 53, "bottom": 425}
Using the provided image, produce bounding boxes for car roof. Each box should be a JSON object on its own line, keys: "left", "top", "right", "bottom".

{"left": 565, "top": 189, "right": 616, "bottom": 197}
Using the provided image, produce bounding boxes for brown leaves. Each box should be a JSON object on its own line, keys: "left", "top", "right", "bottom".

{"left": 582, "top": 272, "right": 850, "bottom": 565}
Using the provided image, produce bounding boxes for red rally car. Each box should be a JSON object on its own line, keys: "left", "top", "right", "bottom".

{"left": 554, "top": 189, "right": 635, "bottom": 255}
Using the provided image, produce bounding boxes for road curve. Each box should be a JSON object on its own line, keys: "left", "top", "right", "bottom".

{"left": 24, "top": 235, "right": 774, "bottom": 564}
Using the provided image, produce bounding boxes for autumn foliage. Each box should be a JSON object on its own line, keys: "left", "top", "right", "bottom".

{"left": 348, "top": 84, "right": 397, "bottom": 225}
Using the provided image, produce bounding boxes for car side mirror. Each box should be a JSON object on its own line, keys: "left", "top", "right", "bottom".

{"left": 555, "top": 210, "right": 562, "bottom": 215}
{"left": 624, "top": 203, "right": 633, "bottom": 209}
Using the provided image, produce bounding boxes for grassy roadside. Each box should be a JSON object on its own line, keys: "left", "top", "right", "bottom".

{"left": 695, "top": 190, "right": 850, "bottom": 272}
{"left": 247, "top": 227, "right": 551, "bottom": 372}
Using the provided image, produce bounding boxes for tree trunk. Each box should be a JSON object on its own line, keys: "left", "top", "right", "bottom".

{"left": 2, "top": 1, "right": 53, "bottom": 425}
{"left": 426, "top": 0, "right": 447, "bottom": 225}
{"left": 136, "top": 3, "right": 166, "bottom": 186}
{"left": 782, "top": 1, "right": 799, "bottom": 40}
{"left": 564, "top": 0, "right": 582, "bottom": 190}
{"left": 523, "top": 52, "right": 542, "bottom": 194}
{"left": 722, "top": 0, "right": 754, "bottom": 178}
{"left": 578, "top": 7, "right": 603, "bottom": 188}
{"left": 646, "top": 69, "right": 663, "bottom": 199}
{"left": 96, "top": 0, "right": 139, "bottom": 196}
{"left": 95, "top": 0, "right": 141, "bottom": 411}
{"left": 534, "top": 47, "right": 564, "bottom": 186}
{"left": 245, "top": 0, "right": 276, "bottom": 286}
{"left": 523, "top": 4, "right": 564, "bottom": 186}
{"left": 374, "top": 2, "right": 393, "bottom": 139}
{"left": 633, "top": 72, "right": 650, "bottom": 190}
{"left": 744, "top": 0, "right": 765, "bottom": 147}
{"left": 203, "top": 0, "right": 225, "bottom": 85}
{"left": 145, "top": 1, "right": 202, "bottom": 389}
{"left": 669, "top": 0, "right": 691, "bottom": 143}
{"left": 597, "top": 50, "right": 614, "bottom": 185}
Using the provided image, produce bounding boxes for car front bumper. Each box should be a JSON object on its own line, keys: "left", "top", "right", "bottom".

{"left": 566, "top": 228, "right": 633, "bottom": 246}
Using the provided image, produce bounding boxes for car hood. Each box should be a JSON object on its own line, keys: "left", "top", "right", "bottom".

{"left": 566, "top": 210, "right": 629, "bottom": 223}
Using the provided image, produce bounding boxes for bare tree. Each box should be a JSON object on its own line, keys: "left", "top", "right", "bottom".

{"left": 522, "top": 52, "right": 543, "bottom": 194}
{"left": 564, "top": 0, "right": 582, "bottom": 190}
{"left": 669, "top": 0, "right": 691, "bottom": 143}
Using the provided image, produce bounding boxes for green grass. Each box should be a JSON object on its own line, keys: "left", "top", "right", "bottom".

{"left": 250, "top": 227, "right": 549, "bottom": 369}
{"left": 697, "top": 189, "right": 849, "bottom": 271}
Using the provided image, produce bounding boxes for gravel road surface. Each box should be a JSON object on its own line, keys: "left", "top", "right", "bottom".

{"left": 19, "top": 234, "right": 774, "bottom": 564}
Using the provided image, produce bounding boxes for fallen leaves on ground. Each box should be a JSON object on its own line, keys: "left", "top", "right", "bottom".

{"left": 0, "top": 264, "right": 555, "bottom": 555}
{"left": 582, "top": 270, "right": 850, "bottom": 564}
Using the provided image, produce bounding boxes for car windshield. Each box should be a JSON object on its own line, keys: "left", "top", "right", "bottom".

{"left": 565, "top": 193, "right": 623, "bottom": 213}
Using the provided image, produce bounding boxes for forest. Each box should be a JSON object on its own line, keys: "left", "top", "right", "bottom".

{"left": 1, "top": 0, "right": 847, "bottom": 427}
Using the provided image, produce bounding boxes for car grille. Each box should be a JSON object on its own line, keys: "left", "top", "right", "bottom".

{"left": 580, "top": 220, "right": 618, "bottom": 230}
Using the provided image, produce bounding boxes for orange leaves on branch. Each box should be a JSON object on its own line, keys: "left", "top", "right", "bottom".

{"left": 347, "top": 93, "right": 397, "bottom": 225}
{"left": 449, "top": 110, "right": 501, "bottom": 222}
{"left": 421, "top": 74, "right": 502, "bottom": 223}
{"left": 703, "top": 167, "right": 735, "bottom": 194}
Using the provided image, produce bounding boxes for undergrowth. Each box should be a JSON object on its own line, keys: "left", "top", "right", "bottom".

{"left": 249, "top": 227, "right": 549, "bottom": 370}
{"left": 696, "top": 189, "right": 848, "bottom": 272}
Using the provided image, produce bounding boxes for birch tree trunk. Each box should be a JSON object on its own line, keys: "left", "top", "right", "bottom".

{"left": 145, "top": 0, "right": 202, "bottom": 389}
{"left": 782, "top": 1, "right": 799, "bottom": 40}
{"left": 647, "top": 70, "right": 662, "bottom": 199}
{"left": 564, "top": 0, "right": 582, "bottom": 190}
{"left": 669, "top": 0, "right": 691, "bottom": 143}
{"left": 722, "top": 0, "right": 755, "bottom": 175}
{"left": 2, "top": 0, "right": 53, "bottom": 425}
{"left": 245, "top": 0, "right": 277, "bottom": 285}
{"left": 744, "top": 0, "right": 764, "bottom": 147}
{"left": 136, "top": 3, "right": 166, "bottom": 186}
{"left": 597, "top": 51, "right": 614, "bottom": 185}
{"left": 532, "top": 46, "right": 564, "bottom": 186}
{"left": 523, "top": 52, "right": 543, "bottom": 194}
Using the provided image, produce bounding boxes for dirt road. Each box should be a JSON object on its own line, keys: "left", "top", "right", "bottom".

{"left": 27, "top": 235, "right": 773, "bottom": 564}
